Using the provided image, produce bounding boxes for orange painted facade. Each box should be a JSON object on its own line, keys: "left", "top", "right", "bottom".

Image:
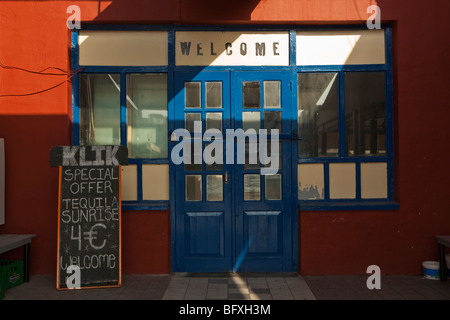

{"left": 0, "top": 0, "right": 449, "bottom": 275}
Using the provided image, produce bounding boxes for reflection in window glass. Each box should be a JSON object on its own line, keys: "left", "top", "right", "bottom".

{"left": 185, "top": 175, "right": 202, "bottom": 201}
{"left": 243, "top": 111, "right": 260, "bottom": 132}
{"left": 264, "top": 111, "right": 282, "bottom": 134}
{"left": 206, "top": 113, "right": 222, "bottom": 131}
{"left": 243, "top": 81, "right": 260, "bottom": 109}
{"left": 184, "top": 142, "right": 202, "bottom": 171}
{"left": 244, "top": 141, "right": 259, "bottom": 170}
{"left": 262, "top": 143, "right": 282, "bottom": 170}
{"left": 298, "top": 73, "right": 339, "bottom": 157}
{"left": 206, "top": 82, "right": 222, "bottom": 108}
{"left": 80, "top": 74, "right": 121, "bottom": 146}
{"left": 265, "top": 174, "right": 282, "bottom": 200}
{"left": 264, "top": 81, "right": 281, "bottom": 108}
{"left": 185, "top": 113, "right": 201, "bottom": 133}
{"left": 345, "top": 72, "right": 386, "bottom": 156}
{"left": 205, "top": 142, "right": 223, "bottom": 171}
{"left": 185, "top": 113, "right": 202, "bottom": 171}
{"left": 185, "top": 82, "right": 201, "bottom": 108}
{"left": 244, "top": 174, "right": 260, "bottom": 200}
{"left": 207, "top": 175, "right": 223, "bottom": 201}
{"left": 127, "top": 74, "right": 168, "bottom": 159}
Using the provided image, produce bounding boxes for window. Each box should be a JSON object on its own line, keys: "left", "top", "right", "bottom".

{"left": 78, "top": 72, "right": 169, "bottom": 208}
{"left": 298, "top": 71, "right": 386, "bottom": 158}
{"left": 298, "top": 73, "right": 339, "bottom": 157}
{"left": 126, "top": 74, "right": 168, "bottom": 159}
{"left": 297, "top": 70, "right": 392, "bottom": 207}
{"left": 345, "top": 72, "right": 386, "bottom": 156}
{"left": 297, "top": 69, "right": 393, "bottom": 209}
{"left": 79, "top": 74, "right": 121, "bottom": 146}
{"left": 296, "top": 29, "right": 395, "bottom": 210}
{"left": 80, "top": 74, "right": 168, "bottom": 159}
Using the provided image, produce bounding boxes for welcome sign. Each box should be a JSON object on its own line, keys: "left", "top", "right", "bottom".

{"left": 175, "top": 31, "right": 289, "bottom": 66}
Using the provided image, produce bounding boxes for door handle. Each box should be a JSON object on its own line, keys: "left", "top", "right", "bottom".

{"left": 225, "top": 171, "right": 228, "bottom": 184}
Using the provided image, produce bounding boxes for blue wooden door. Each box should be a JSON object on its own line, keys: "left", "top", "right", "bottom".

{"left": 173, "top": 72, "right": 233, "bottom": 272}
{"left": 232, "top": 71, "right": 294, "bottom": 272}
{"left": 173, "top": 71, "right": 295, "bottom": 272}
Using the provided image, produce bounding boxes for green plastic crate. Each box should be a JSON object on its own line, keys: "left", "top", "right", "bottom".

{"left": 0, "top": 260, "right": 24, "bottom": 289}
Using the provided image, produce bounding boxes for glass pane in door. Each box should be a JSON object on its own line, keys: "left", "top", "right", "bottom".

{"left": 244, "top": 174, "right": 260, "bottom": 200}
{"left": 207, "top": 175, "right": 223, "bottom": 201}
{"left": 185, "top": 82, "right": 201, "bottom": 108}
{"left": 186, "top": 175, "right": 202, "bottom": 201}
{"left": 264, "top": 81, "right": 281, "bottom": 108}
{"left": 206, "top": 82, "right": 222, "bottom": 108}
{"left": 242, "top": 111, "right": 260, "bottom": 132}
{"left": 263, "top": 111, "right": 282, "bottom": 134}
{"left": 265, "top": 174, "right": 282, "bottom": 200}
{"left": 243, "top": 81, "right": 260, "bottom": 109}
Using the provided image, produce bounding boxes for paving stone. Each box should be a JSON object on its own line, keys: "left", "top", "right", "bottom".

{"left": 228, "top": 293, "right": 250, "bottom": 300}
{"left": 249, "top": 293, "right": 273, "bottom": 300}
{"left": 3, "top": 274, "right": 450, "bottom": 300}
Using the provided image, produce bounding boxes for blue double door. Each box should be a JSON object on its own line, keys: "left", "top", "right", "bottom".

{"left": 173, "top": 70, "right": 296, "bottom": 272}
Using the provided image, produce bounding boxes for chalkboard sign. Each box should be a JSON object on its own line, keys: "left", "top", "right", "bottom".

{"left": 50, "top": 146, "right": 128, "bottom": 289}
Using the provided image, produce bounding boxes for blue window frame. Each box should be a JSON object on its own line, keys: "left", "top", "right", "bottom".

{"left": 296, "top": 28, "right": 397, "bottom": 211}
{"left": 71, "top": 27, "right": 172, "bottom": 211}
{"left": 71, "top": 25, "right": 397, "bottom": 211}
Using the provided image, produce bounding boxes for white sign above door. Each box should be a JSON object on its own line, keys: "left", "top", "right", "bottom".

{"left": 175, "top": 31, "right": 289, "bottom": 66}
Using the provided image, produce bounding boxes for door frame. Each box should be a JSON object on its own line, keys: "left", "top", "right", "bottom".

{"left": 170, "top": 68, "right": 299, "bottom": 273}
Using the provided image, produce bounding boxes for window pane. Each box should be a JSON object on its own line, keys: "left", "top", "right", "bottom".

{"left": 206, "top": 112, "right": 222, "bottom": 131}
{"left": 264, "top": 81, "right": 281, "bottom": 108}
{"left": 185, "top": 113, "right": 202, "bottom": 171}
{"left": 243, "top": 81, "right": 260, "bottom": 109}
{"left": 206, "top": 82, "right": 222, "bottom": 108}
{"left": 244, "top": 174, "right": 260, "bottom": 200}
{"left": 298, "top": 163, "right": 324, "bottom": 200}
{"left": 206, "top": 175, "right": 223, "bottom": 201}
{"left": 205, "top": 142, "right": 223, "bottom": 171}
{"left": 185, "top": 82, "right": 201, "bottom": 108}
{"left": 244, "top": 141, "right": 260, "bottom": 170}
{"left": 243, "top": 111, "right": 260, "bottom": 132}
{"left": 80, "top": 74, "right": 121, "bottom": 146}
{"left": 185, "top": 175, "right": 202, "bottom": 201}
{"left": 345, "top": 72, "right": 386, "bottom": 156}
{"left": 127, "top": 74, "right": 168, "bottom": 159}
{"left": 263, "top": 111, "right": 282, "bottom": 134}
{"left": 298, "top": 73, "right": 339, "bottom": 157}
{"left": 185, "top": 113, "right": 201, "bottom": 133}
{"left": 184, "top": 142, "right": 202, "bottom": 171}
{"left": 262, "top": 142, "right": 282, "bottom": 170}
{"left": 265, "top": 174, "right": 282, "bottom": 200}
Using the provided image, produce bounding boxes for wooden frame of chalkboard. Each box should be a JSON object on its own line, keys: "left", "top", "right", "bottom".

{"left": 51, "top": 146, "right": 127, "bottom": 290}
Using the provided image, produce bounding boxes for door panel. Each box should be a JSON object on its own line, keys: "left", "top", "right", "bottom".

{"left": 185, "top": 211, "right": 225, "bottom": 256}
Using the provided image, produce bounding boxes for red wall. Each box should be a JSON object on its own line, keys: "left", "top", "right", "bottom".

{"left": 0, "top": 0, "right": 449, "bottom": 275}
